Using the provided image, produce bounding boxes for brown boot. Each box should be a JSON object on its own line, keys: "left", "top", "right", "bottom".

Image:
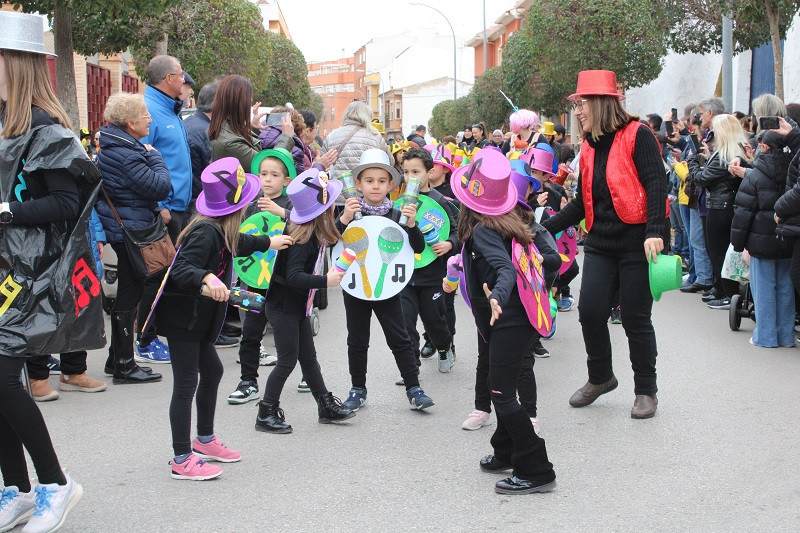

{"left": 58, "top": 373, "right": 107, "bottom": 393}
{"left": 30, "top": 379, "right": 59, "bottom": 402}
{"left": 568, "top": 376, "right": 618, "bottom": 407}
{"left": 631, "top": 394, "right": 658, "bottom": 419}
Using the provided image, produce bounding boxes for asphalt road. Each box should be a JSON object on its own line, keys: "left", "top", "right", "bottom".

{"left": 18, "top": 256, "right": 800, "bottom": 532}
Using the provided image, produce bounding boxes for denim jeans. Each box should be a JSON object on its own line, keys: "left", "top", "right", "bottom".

{"left": 688, "top": 207, "right": 713, "bottom": 285}
{"left": 670, "top": 198, "right": 689, "bottom": 260}
{"left": 749, "top": 257, "right": 795, "bottom": 347}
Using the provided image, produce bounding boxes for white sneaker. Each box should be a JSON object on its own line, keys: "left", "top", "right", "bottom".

{"left": 437, "top": 348, "right": 455, "bottom": 373}
{"left": 0, "top": 486, "right": 35, "bottom": 532}
{"left": 462, "top": 410, "right": 492, "bottom": 430}
{"left": 22, "top": 475, "right": 82, "bottom": 533}
{"left": 259, "top": 347, "right": 277, "bottom": 366}
{"left": 530, "top": 417, "right": 540, "bottom": 435}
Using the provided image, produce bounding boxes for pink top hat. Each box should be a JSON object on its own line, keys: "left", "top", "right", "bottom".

{"left": 568, "top": 70, "right": 625, "bottom": 101}
{"left": 196, "top": 157, "right": 260, "bottom": 217}
{"left": 509, "top": 159, "right": 541, "bottom": 211}
{"left": 426, "top": 144, "right": 455, "bottom": 173}
{"left": 520, "top": 147, "right": 555, "bottom": 176}
{"left": 451, "top": 148, "right": 517, "bottom": 216}
{"left": 287, "top": 168, "right": 343, "bottom": 224}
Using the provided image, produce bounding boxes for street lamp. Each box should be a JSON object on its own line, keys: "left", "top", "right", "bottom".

{"left": 410, "top": 2, "right": 457, "bottom": 101}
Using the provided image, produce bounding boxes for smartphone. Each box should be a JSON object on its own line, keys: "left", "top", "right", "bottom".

{"left": 759, "top": 116, "right": 780, "bottom": 130}
{"left": 690, "top": 133, "right": 700, "bottom": 149}
{"left": 671, "top": 108, "right": 678, "bottom": 122}
{"left": 266, "top": 112, "right": 289, "bottom": 127}
{"left": 665, "top": 121, "right": 674, "bottom": 135}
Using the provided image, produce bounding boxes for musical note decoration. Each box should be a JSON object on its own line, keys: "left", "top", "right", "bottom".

{"left": 234, "top": 211, "right": 285, "bottom": 290}
{"left": 0, "top": 275, "right": 21, "bottom": 317}
{"left": 511, "top": 238, "right": 552, "bottom": 337}
{"left": 71, "top": 257, "right": 101, "bottom": 316}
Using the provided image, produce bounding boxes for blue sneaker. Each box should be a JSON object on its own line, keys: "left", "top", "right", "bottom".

{"left": 341, "top": 387, "right": 367, "bottom": 411}
{"left": 544, "top": 314, "right": 557, "bottom": 340}
{"left": 406, "top": 386, "right": 434, "bottom": 410}
{"left": 558, "top": 296, "right": 574, "bottom": 312}
{"left": 135, "top": 339, "right": 171, "bottom": 364}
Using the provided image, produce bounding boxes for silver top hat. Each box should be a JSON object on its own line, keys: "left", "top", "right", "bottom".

{"left": 351, "top": 148, "right": 399, "bottom": 182}
{"left": 0, "top": 12, "right": 55, "bottom": 57}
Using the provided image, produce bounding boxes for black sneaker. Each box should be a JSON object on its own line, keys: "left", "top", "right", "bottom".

{"left": 420, "top": 339, "right": 435, "bottom": 359}
{"left": 609, "top": 306, "right": 622, "bottom": 324}
{"left": 495, "top": 475, "right": 556, "bottom": 495}
{"left": 47, "top": 356, "right": 61, "bottom": 375}
{"left": 702, "top": 289, "right": 718, "bottom": 301}
{"left": 297, "top": 379, "right": 311, "bottom": 393}
{"left": 532, "top": 340, "right": 550, "bottom": 358}
{"left": 406, "top": 386, "right": 434, "bottom": 410}
{"left": 215, "top": 334, "right": 240, "bottom": 348}
{"left": 228, "top": 380, "right": 259, "bottom": 405}
{"left": 707, "top": 297, "right": 731, "bottom": 310}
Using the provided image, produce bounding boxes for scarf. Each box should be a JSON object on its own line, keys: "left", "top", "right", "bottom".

{"left": 358, "top": 197, "right": 393, "bottom": 216}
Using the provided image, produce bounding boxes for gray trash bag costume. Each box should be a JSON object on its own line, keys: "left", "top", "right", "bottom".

{"left": 0, "top": 124, "right": 106, "bottom": 356}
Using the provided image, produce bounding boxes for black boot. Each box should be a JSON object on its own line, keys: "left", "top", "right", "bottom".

{"left": 111, "top": 309, "right": 162, "bottom": 384}
{"left": 255, "top": 402, "right": 292, "bottom": 433}
{"left": 104, "top": 343, "right": 153, "bottom": 376}
{"left": 314, "top": 392, "right": 355, "bottom": 423}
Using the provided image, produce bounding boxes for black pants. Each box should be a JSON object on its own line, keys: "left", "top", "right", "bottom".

{"left": 400, "top": 285, "right": 453, "bottom": 363}
{"left": 578, "top": 247, "right": 658, "bottom": 395}
{"left": 261, "top": 306, "right": 327, "bottom": 404}
{"left": 238, "top": 287, "right": 268, "bottom": 383}
{"left": 788, "top": 237, "right": 800, "bottom": 293}
{"left": 0, "top": 356, "right": 66, "bottom": 492}
{"left": 485, "top": 325, "right": 555, "bottom": 482}
{"left": 168, "top": 338, "right": 224, "bottom": 456}
{"left": 27, "top": 351, "right": 87, "bottom": 380}
{"left": 475, "top": 331, "right": 537, "bottom": 417}
{"left": 343, "top": 292, "right": 419, "bottom": 390}
{"left": 165, "top": 210, "right": 189, "bottom": 244}
{"left": 110, "top": 242, "right": 160, "bottom": 346}
{"left": 705, "top": 208, "right": 738, "bottom": 298}
{"left": 444, "top": 290, "right": 456, "bottom": 337}
{"left": 554, "top": 260, "right": 579, "bottom": 297}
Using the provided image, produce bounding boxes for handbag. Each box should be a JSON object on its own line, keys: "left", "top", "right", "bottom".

{"left": 101, "top": 187, "right": 175, "bottom": 277}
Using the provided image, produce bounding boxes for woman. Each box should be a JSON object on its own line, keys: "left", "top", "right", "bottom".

{"left": 257, "top": 106, "right": 307, "bottom": 173}
{"left": 771, "top": 118, "right": 800, "bottom": 291}
{"left": 502, "top": 109, "right": 543, "bottom": 155}
{"left": 490, "top": 129, "right": 504, "bottom": 147}
{"left": 541, "top": 70, "right": 667, "bottom": 419}
{"left": 323, "top": 101, "right": 388, "bottom": 180}
{"left": 470, "top": 123, "right": 490, "bottom": 149}
{"left": 95, "top": 92, "right": 168, "bottom": 384}
{"left": 0, "top": 12, "right": 94, "bottom": 530}
{"left": 687, "top": 114, "right": 748, "bottom": 309}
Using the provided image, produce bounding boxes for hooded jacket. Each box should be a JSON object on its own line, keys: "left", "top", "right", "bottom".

{"left": 772, "top": 129, "right": 800, "bottom": 236}
{"left": 258, "top": 126, "right": 306, "bottom": 174}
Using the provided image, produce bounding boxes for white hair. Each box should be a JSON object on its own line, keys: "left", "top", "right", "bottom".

{"left": 343, "top": 101, "right": 379, "bottom": 136}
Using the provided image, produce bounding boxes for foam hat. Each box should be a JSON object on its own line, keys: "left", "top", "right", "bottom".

{"left": 539, "top": 122, "right": 557, "bottom": 136}
{"left": 351, "top": 148, "right": 400, "bottom": 182}
{"left": 568, "top": 70, "right": 625, "bottom": 101}
{"left": 648, "top": 253, "right": 682, "bottom": 301}
{"left": 287, "top": 168, "right": 343, "bottom": 224}
{"left": 250, "top": 147, "right": 297, "bottom": 179}
{"left": 521, "top": 142, "right": 558, "bottom": 175}
{"left": 197, "top": 157, "right": 260, "bottom": 217}
{"left": 391, "top": 142, "right": 407, "bottom": 155}
{"left": 451, "top": 147, "right": 517, "bottom": 216}
{"left": 509, "top": 159, "right": 541, "bottom": 211}
{"left": 521, "top": 147, "right": 555, "bottom": 176}
{"left": 0, "top": 12, "right": 55, "bottom": 56}
{"left": 426, "top": 144, "right": 456, "bottom": 173}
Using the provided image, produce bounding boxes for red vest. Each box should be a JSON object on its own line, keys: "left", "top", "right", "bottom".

{"left": 580, "top": 121, "right": 648, "bottom": 232}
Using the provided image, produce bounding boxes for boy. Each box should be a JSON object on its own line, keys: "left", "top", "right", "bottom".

{"left": 399, "top": 148, "right": 458, "bottom": 376}
{"left": 228, "top": 148, "right": 295, "bottom": 404}
{"left": 337, "top": 149, "right": 435, "bottom": 411}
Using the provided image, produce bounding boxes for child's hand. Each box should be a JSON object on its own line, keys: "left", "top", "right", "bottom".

{"left": 340, "top": 196, "right": 361, "bottom": 225}
{"left": 432, "top": 241, "right": 453, "bottom": 256}
{"left": 560, "top": 196, "right": 568, "bottom": 209}
{"left": 442, "top": 278, "right": 454, "bottom": 293}
{"left": 314, "top": 149, "right": 338, "bottom": 170}
{"left": 742, "top": 249, "right": 751, "bottom": 265}
{"left": 201, "top": 274, "right": 229, "bottom": 302}
{"left": 326, "top": 266, "right": 345, "bottom": 287}
{"left": 258, "top": 196, "right": 285, "bottom": 217}
{"left": 269, "top": 235, "right": 293, "bottom": 250}
{"left": 401, "top": 203, "right": 417, "bottom": 227}
{"left": 281, "top": 115, "right": 294, "bottom": 137}
{"left": 482, "top": 282, "right": 502, "bottom": 326}
{"left": 537, "top": 192, "right": 549, "bottom": 207}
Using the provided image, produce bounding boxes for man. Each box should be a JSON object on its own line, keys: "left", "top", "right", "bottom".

{"left": 183, "top": 81, "right": 218, "bottom": 215}
{"left": 553, "top": 124, "right": 566, "bottom": 144}
{"left": 179, "top": 71, "right": 195, "bottom": 104}
{"left": 407, "top": 124, "right": 426, "bottom": 147}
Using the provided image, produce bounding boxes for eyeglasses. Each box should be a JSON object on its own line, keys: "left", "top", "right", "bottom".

{"left": 165, "top": 72, "right": 185, "bottom": 82}
{"left": 571, "top": 99, "right": 588, "bottom": 111}
{"left": 140, "top": 115, "right": 152, "bottom": 120}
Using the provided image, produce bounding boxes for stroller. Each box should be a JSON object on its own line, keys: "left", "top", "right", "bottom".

{"left": 723, "top": 245, "right": 754, "bottom": 331}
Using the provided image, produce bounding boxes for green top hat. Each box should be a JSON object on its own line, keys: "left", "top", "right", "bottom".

{"left": 251, "top": 148, "right": 297, "bottom": 179}
{"left": 648, "top": 253, "right": 682, "bottom": 301}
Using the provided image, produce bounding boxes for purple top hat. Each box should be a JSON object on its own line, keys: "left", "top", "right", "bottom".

{"left": 197, "top": 157, "right": 260, "bottom": 217}
{"left": 451, "top": 148, "right": 517, "bottom": 216}
{"left": 287, "top": 168, "right": 343, "bottom": 224}
{"left": 509, "top": 159, "right": 542, "bottom": 211}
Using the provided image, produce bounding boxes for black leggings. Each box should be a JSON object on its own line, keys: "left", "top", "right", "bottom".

{"left": 704, "top": 208, "right": 738, "bottom": 298}
{"left": 261, "top": 306, "right": 327, "bottom": 404}
{"left": 0, "top": 356, "right": 66, "bottom": 492}
{"left": 168, "top": 338, "right": 224, "bottom": 456}
{"left": 474, "top": 331, "right": 537, "bottom": 417}
{"left": 401, "top": 285, "right": 453, "bottom": 363}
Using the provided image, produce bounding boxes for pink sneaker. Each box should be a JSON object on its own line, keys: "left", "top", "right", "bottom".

{"left": 530, "top": 417, "right": 540, "bottom": 435}
{"left": 462, "top": 410, "right": 492, "bottom": 431}
{"left": 170, "top": 454, "right": 222, "bottom": 480}
{"left": 192, "top": 436, "right": 242, "bottom": 463}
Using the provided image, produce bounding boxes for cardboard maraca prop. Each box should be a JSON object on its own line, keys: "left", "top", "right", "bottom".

{"left": 335, "top": 248, "right": 356, "bottom": 273}
{"left": 445, "top": 254, "right": 461, "bottom": 292}
{"left": 200, "top": 285, "right": 265, "bottom": 313}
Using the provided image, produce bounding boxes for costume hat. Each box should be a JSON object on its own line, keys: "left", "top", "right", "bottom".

{"left": 538, "top": 122, "right": 557, "bottom": 136}
{"left": 509, "top": 159, "right": 541, "bottom": 211}
{"left": 287, "top": 168, "right": 343, "bottom": 224}
{"left": 425, "top": 144, "right": 455, "bottom": 173}
{"left": 0, "top": 12, "right": 55, "bottom": 56}
{"left": 568, "top": 70, "right": 625, "bottom": 101}
{"left": 521, "top": 147, "right": 555, "bottom": 176}
{"left": 250, "top": 147, "right": 297, "bottom": 179}
{"left": 351, "top": 148, "right": 400, "bottom": 182}
{"left": 197, "top": 157, "right": 260, "bottom": 217}
{"left": 451, "top": 147, "right": 517, "bottom": 216}
{"left": 649, "top": 253, "right": 682, "bottom": 301}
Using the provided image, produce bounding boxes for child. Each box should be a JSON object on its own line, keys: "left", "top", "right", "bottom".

{"left": 337, "top": 149, "right": 435, "bottom": 411}
{"left": 447, "top": 148, "right": 556, "bottom": 494}
{"left": 229, "top": 148, "right": 295, "bottom": 405}
{"left": 255, "top": 168, "right": 355, "bottom": 433}
{"left": 399, "top": 148, "right": 458, "bottom": 376}
{"left": 157, "top": 158, "right": 292, "bottom": 480}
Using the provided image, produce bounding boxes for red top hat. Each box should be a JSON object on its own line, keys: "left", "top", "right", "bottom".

{"left": 568, "top": 70, "right": 625, "bottom": 101}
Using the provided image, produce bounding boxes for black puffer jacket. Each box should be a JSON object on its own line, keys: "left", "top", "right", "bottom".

{"left": 731, "top": 153, "right": 789, "bottom": 259}
{"left": 687, "top": 151, "right": 741, "bottom": 209}
{"left": 772, "top": 129, "right": 800, "bottom": 236}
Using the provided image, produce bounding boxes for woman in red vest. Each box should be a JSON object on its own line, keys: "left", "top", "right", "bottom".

{"left": 541, "top": 70, "right": 668, "bottom": 419}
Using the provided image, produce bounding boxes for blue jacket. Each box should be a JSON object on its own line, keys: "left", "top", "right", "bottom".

{"left": 95, "top": 124, "right": 171, "bottom": 243}
{"left": 141, "top": 85, "right": 192, "bottom": 212}
{"left": 89, "top": 209, "right": 107, "bottom": 276}
{"left": 183, "top": 110, "right": 211, "bottom": 201}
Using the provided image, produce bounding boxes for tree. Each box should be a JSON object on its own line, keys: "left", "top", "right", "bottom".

{"left": 429, "top": 96, "right": 473, "bottom": 139}
{"left": 469, "top": 67, "right": 509, "bottom": 131}
{"left": 502, "top": 0, "right": 670, "bottom": 114}
{"left": 668, "top": 0, "right": 800, "bottom": 100}
{"left": 257, "top": 32, "right": 314, "bottom": 108}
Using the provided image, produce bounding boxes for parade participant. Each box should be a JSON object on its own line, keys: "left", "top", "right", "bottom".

{"left": 255, "top": 168, "right": 355, "bottom": 433}
{"left": 449, "top": 148, "right": 556, "bottom": 494}
{"left": 501, "top": 109, "right": 541, "bottom": 155}
{"left": 398, "top": 148, "right": 457, "bottom": 376}
{"left": 336, "top": 149, "right": 434, "bottom": 411}
{"left": 0, "top": 12, "right": 100, "bottom": 529}
{"left": 157, "top": 158, "right": 292, "bottom": 480}
{"left": 541, "top": 70, "right": 667, "bottom": 419}
{"left": 228, "top": 148, "right": 295, "bottom": 405}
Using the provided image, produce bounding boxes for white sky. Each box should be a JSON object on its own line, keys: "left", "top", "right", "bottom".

{"left": 279, "top": 0, "right": 511, "bottom": 63}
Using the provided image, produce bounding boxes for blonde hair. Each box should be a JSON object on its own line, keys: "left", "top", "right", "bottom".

{"left": 176, "top": 209, "right": 246, "bottom": 258}
{"left": 711, "top": 114, "right": 749, "bottom": 164}
{"left": 104, "top": 93, "right": 147, "bottom": 127}
{"left": 583, "top": 96, "right": 638, "bottom": 142}
{"left": 343, "top": 101, "right": 379, "bottom": 136}
{"left": 0, "top": 49, "right": 71, "bottom": 138}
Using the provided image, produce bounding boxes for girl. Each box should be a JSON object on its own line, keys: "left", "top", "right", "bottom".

{"left": 157, "top": 157, "right": 292, "bottom": 480}
{"left": 255, "top": 169, "right": 355, "bottom": 433}
{"left": 449, "top": 148, "right": 556, "bottom": 495}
